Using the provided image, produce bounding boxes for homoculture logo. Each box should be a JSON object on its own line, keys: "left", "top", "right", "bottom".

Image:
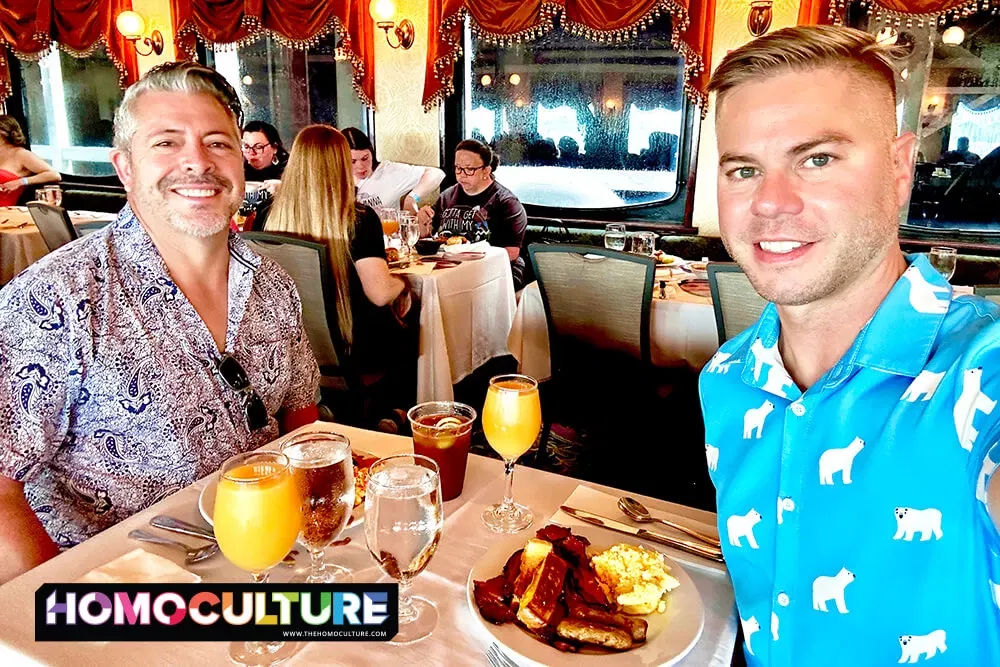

{"left": 36, "top": 584, "right": 398, "bottom": 642}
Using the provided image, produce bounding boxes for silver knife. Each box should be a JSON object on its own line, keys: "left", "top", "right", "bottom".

{"left": 150, "top": 515, "right": 216, "bottom": 541}
{"left": 560, "top": 506, "right": 725, "bottom": 563}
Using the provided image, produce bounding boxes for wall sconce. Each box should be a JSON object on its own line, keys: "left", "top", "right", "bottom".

{"left": 480, "top": 74, "right": 493, "bottom": 87}
{"left": 369, "top": 0, "right": 415, "bottom": 50}
{"left": 508, "top": 73, "right": 521, "bottom": 86}
{"left": 747, "top": 0, "right": 773, "bottom": 37}
{"left": 115, "top": 11, "right": 164, "bottom": 56}
{"left": 941, "top": 26, "right": 965, "bottom": 46}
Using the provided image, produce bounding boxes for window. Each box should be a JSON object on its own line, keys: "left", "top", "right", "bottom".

{"left": 461, "top": 15, "right": 690, "bottom": 212}
{"left": 203, "top": 34, "right": 368, "bottom": 149}
{"left": 19, "top": 48, "right": 122, "bottom": 176}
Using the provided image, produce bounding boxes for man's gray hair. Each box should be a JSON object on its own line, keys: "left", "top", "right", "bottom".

{"left": 113, "top": 61, "right": 244, "bottom": 153}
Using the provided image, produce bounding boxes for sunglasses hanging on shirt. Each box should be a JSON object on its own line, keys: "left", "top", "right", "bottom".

{"left": 215, "top": 353, "right": 269, "bottom": 431}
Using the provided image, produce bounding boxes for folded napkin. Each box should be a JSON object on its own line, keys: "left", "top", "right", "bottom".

{"left": 443, "top": 240, "right": 491, "bottom": 254}
{"left": 77, "top": 548, "right": 201, "bottom": 584}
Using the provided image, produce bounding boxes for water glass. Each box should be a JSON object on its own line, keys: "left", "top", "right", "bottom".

{"left": 399, "top": 215, "right": 420, "bottom": 261}
{"left": 928, "top": 246, "right": 957, "bottom": 281}
{"left": 604, "top": 223, "right": 626, "bottom": 251}
{"left": 36, "top": 185, "right": 63, "bottom": 207}
{"left": 365, "top": 454, "right": 444, "bottom": 644}
{"left": 632, "top": 231, "right": 657, "bottom": 256}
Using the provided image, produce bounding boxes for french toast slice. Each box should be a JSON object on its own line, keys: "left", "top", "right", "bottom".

{"left": 556, "top": 618, "right": 633, "bottom": 651}
{"left": 514, "top": 538, "right": 553, "bottom": 598}
{"left": 516, "top": 552, "right": 568, "bottom": 631}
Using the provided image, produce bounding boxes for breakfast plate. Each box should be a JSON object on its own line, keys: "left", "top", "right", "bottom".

{"left": 198, "top": 449, "right": 377, "bottom": 529}
{"left": 466, "top": 524, "right": 704, "bottom": 666}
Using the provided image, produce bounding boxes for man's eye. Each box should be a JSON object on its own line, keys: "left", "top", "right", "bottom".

{"left": 805, "top": 154, "right": 832, "bottom": 168}
{"left": 729, "top": 166, "right": 756, "bottom": 179}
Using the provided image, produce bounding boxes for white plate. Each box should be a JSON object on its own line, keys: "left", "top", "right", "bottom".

{"left": 655, "top": 254, "right": 687, "bottom": 267}
{"left": 467, "top": 524, "right": 705, "bottom": 667}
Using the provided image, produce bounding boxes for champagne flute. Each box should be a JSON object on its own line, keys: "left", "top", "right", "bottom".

{"left": 928, "top": 246, "right": 957, "bottom": 281}
{"left": 381, "top": 207, "right": 400, "bottom": 248}
{"left": 365, "top": 454, "right": 443, "bottom": 644}
{"left": 214, "top": 451, "right": 302, "bottom": 666}
{"left": 281, "top": 432, "right": 355, "bottom": 584}
{"left": 481, "top": 374, "right": 541, "bottom": 533}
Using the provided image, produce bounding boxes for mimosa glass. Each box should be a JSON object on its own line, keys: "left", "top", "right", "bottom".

{"left": 481, "top": 374, "right": 541, "bottom": 533}
{"left": 215, "top": 451, "right": 302, "bottom": 666}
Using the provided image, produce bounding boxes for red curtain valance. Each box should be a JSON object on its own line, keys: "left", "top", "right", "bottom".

{"left": 799, "top": 0, "right": 996, "bottom": 26}
{"left": 171, "top": 0, "right": 376, "bottom": 108}
{"left": 0, "top": 0, "right": 138, "bottom": 101}
{"left": 422, "top": 0, "right": 716, "bottom": 113}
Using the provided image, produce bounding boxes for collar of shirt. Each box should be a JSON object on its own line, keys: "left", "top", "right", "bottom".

{"left": 731, "top": 254, "right": 951, "bottom": 402}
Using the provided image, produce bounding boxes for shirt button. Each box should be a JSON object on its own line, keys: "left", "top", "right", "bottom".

{"left": 791, "top": 402, "right": 806, "bottom": 417}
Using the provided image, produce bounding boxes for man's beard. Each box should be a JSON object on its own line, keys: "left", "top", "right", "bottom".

{"left": 135, "top": 173, "right": 239, "bottom": 239}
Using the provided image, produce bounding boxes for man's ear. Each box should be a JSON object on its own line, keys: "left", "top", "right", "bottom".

{"left": 110, "top": 149, "right": 133, "bottom": 192}
{"left": 891, "top": 131, "right": 918, "bottom": 210}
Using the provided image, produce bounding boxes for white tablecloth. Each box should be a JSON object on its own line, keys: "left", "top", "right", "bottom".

{"left": 0, "top": 207, "right": 116, "bottom": 284}
{"left": 508, "top": 279, "right": 720, "bottom": 380}
{"left": 0, "top": 422, "right": 737, "bottom": 666}
{"left": 397, "top": 247, "right": 517, "bottom": 402}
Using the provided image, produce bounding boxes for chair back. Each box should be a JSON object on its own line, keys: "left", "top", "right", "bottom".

{"left": 974, "top": 284, "right": 1000, "bottom": 307}
{"left": 76, "top": 220, "right": 112, "bottom": 236}
{"left": 27, "top": 202, "right": 79, "bottom": 251}
{"left": 528, "top": 243, "right": 654, "bottom": 366}
{"left": 707, "top": 262, "right": 769, "bottom": 343}
{"left": 242, "top": 232, "right": 344, "bottom": 377}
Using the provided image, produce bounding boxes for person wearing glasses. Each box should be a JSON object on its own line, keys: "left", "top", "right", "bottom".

{"left": 416, "top": 139, "right": 528, "bottom": 289}
{"left": 241, "top": 120, "right": 288, "bottom": 184}
{"left": 0, "top": 63, "right": 319, "bottom": 584}
{"left": 342, "top": 127, "right": 444, "bottom": 214}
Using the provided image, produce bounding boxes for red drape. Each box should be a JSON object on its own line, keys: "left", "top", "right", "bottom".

{"left": 422, "top": 0, "right": 716, "bottom": 112}
{"left": 0, "top": 0, "right": 138, "bottom": 101}
{"left": 171, "top": 0, "right": 376, "bottom": 108}
{"left": 798, "top": 0, "right": 992, "bottom": 25}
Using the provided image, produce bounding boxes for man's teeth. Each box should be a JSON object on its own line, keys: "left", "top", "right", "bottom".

{"left": 759, "top": 241, "right": 804, "bottom": 254}
{"left": 175, "top": 188, "right": 216, "bottom": 198}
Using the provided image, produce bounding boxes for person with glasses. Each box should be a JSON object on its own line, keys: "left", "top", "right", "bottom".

{"left": 342, "top": 127, "right": 444, "bottom": 215}
{"left": 417, "top": 139, "right": 528, "bottom": 289}
{"left": 0, "top": 63, "right": 319, "bottom": 584}
{"left": 241, "top": 120, "right": 288, "bottom": 183}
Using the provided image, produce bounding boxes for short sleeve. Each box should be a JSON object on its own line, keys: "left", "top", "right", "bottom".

{"left": 486, "top": 187, "right": 527, "bottom": 249}
{"left": 280, "top": 281, "right": 320, "bottom": 412}
{"left": 350, "top": 205, "right": 387, "bottom": 262}
{"left": 0, "top": 275, "right": 76, "bottom": 482}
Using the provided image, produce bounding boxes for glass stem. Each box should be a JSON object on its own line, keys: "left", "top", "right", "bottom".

{"left": 309, "top": 547, "right": 325, "bottom": 581}
{"left": 501, "top": 459, "right": 516, "bottom": 514}
{"left": 246, "top": 571, "right": 283, "bottom": 655}
{"left": 397, "top": 578, "right": 416, "bottom": 625}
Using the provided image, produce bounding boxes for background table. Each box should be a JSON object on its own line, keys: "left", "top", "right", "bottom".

{"left": 0, "top": 422, "right": 737, "bottom": 666}
{"left": 0, "top": 207, "right": 116, "bottom": 284}
{"left": 508, "top": 266, "right": 720, "bottom": 381}
{"left": 393, "top": 247, "right": 517, "bottom": 402}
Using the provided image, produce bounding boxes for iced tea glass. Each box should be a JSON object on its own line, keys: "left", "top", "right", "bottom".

{"left": 407, "top": 402, "right": 476, "bottom": 501}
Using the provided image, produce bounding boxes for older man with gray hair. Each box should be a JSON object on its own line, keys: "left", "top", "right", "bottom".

{"left": 0, "top": 62, "right": 319, "bottom": 583}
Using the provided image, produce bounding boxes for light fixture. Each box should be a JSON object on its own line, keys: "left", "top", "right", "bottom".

{"left": 369, "top": 0, "right": 414, "bottom": 50}
{"left": 604, "top": 98, "right": 619, "bottom": 111}
{"left": 514, "top": 97, "right": 526, "bottom": 108}
{"left": 115, "top": 11, "right": 164, "bottom": 56}
{"left": 876, "top": 27, "right": 898, "bottom": 45}
{"left": 481, "top": 74, "right": 492, "bottom": 87}
{"left": 508, "top": 73, "right": 521, "bottom": 86}
{"left": 241, "top": 75, "right": 254, "bottom": 86}
{"left": 942, "top": 26, "right": 965, "bottom": 45}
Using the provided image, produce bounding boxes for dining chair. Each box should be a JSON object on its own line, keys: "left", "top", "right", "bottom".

{"left": 76, "top": 220, "right": 112, "bottom": 236}
{"left": 707, "top": 263, "right": 769, "bottom": 344}
{"left": 242, "top": 231, "right": 387, "bottom": 425}
{"left": 27, "top": 202, "right": 79, "bottom": 251}
{"left": 973, "top": 285, "right": 1000, "bottom": 307}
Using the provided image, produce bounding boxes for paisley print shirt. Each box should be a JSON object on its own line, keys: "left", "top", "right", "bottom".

{"left": 700, "top": 255, "right": 1000, "bottom": 666}
{"left": 0, "top": 205, "right": 319, "bottom": 548}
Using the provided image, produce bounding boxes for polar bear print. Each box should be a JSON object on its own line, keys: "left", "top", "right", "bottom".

{"left": 812, "top": 567, "right": 855, "bottom": 613}
{"left": 954, "top": 368, "right": 996, "bottom": 451}
{"left": 901, "top": 370, "right": 946, "bottom": 403}
{"left": 706, "top": 352, "right": 740, "bottom": 374}
{"left": 771, "top": 611, "right": 779, "bottom": 642}
{"left": 976, "top": 452, "right": 998, "bottom": 504}
{"left": 898, "top": 630, "right": 947, "bottom": 663}
{"left": 740, "top": 616, "right": 760, "bottom": 656}
{"left": 727, "top": 509, "right": 762, "bottom": 549}
{"left": 819, "top": 437, "right": 865, "bottom": 485}
{"left": 743, "top": 400, "right": 775, "bottom": 439}
{"left": 750, "top": 338, "right": 783, "bottom": 382}
{"left": 902, "top": 265, "right": 950, "bottom": 314}
{"left": 893, "top": 507, "right": 943, "bottom": 542}
{"left": 776, "top": 497, "right": 795, "bottom": 525}
{"left": 762, "top": 364, "right": 795, "bottom": 398}
{"left": 705, "top": 444, "right": 719, "bottom": 472}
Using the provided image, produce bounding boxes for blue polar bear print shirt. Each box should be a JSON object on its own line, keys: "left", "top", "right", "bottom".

{"left": 699, "top": 254, "right": 1000, "bottom": 667}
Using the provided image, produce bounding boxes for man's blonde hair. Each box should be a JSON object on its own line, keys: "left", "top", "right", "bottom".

{"left": 708, "top": 26, "right": 902, "bottom": 107}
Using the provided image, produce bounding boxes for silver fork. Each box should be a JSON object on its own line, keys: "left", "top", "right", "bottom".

{"left": 486, "top": 643, "right": 520, "bottom": 667}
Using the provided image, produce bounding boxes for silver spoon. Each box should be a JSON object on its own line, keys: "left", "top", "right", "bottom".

{"left": 128, "top": 529, "right": 219, "bottom": 564}
{"left": 618, "top": 497, "right": 722, "bottom": 548}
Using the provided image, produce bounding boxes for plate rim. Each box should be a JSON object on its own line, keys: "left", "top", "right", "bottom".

{"left": 466, "top": 523, "right": 706, "bottom": 667}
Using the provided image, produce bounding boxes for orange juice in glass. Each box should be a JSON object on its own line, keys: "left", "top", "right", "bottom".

{"left": 214, "top": 451, "right": 302, "bottom": 666}
{"left": 481, "top": 374, "right": 540, "bottom": 533}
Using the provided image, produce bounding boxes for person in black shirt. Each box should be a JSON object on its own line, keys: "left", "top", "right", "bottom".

{"left": 242, "top": 120, "right": 289, "bottom": 182}
{"left": 417, "top": 139, "right": 528, "bottom": 289}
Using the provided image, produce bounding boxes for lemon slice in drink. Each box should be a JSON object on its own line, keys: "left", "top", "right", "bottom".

{"left": 434, "top": 416, "right": 464, "bottom": 428}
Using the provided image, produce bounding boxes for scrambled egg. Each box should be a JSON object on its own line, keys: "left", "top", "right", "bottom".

{"left": 591, "top": 543, "right": 680, "bottom": 614}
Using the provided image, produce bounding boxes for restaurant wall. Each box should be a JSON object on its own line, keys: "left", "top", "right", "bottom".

{"left": 372, "top": 0, "right": 442, "bottom": 168}
{"left": 131, "top": 0, "right": 178, "bottom": 75}
{"left": 690, "top": 0, "right": 803, "bottom": 236}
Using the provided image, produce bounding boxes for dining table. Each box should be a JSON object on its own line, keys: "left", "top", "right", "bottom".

{"left": 391, "top": 246, "right": 517, "bottom": 403}
{"left": 508, "top": 263, "right": 720, "bottom": 381}
{"left": 0, "top": 421, "right": 738, "bottom": 666}
{"left": 0, "top": 206, "right": 117, "bottom": 284}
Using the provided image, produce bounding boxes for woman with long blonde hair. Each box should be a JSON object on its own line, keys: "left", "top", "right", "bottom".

{"left": 264, "top": 125, "right": 411, "bottom": 368}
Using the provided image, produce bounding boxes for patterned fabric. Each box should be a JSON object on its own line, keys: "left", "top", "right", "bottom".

{"left": 700, "top": 254, "right": 1000, "bottom": 666}
{"left": 0, "top": 205, "right": 318, "bottom": 548}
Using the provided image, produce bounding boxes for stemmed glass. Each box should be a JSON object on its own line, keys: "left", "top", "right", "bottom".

{"left": 365, "top": 454, "right": 444, "bottom": 644}
{"left": 380, "top": 207, "right": 401, "bottom": 249}
{"left": 929, "top": 246, "right": 957, "bottom": 281}
{"left": 214, "top": 451, "right": 302, "bottom": 666}
{"left": 604, "top": 223, "right": 626, "bottom": 251}
{"left": 399, "top": 215, "right": 420, "bottom": 263}
{"left": 481, "top": 374, "right": 542, "bottom": 533}
{"left": 280, "top": 432, "right": 355, "bottom": 583}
